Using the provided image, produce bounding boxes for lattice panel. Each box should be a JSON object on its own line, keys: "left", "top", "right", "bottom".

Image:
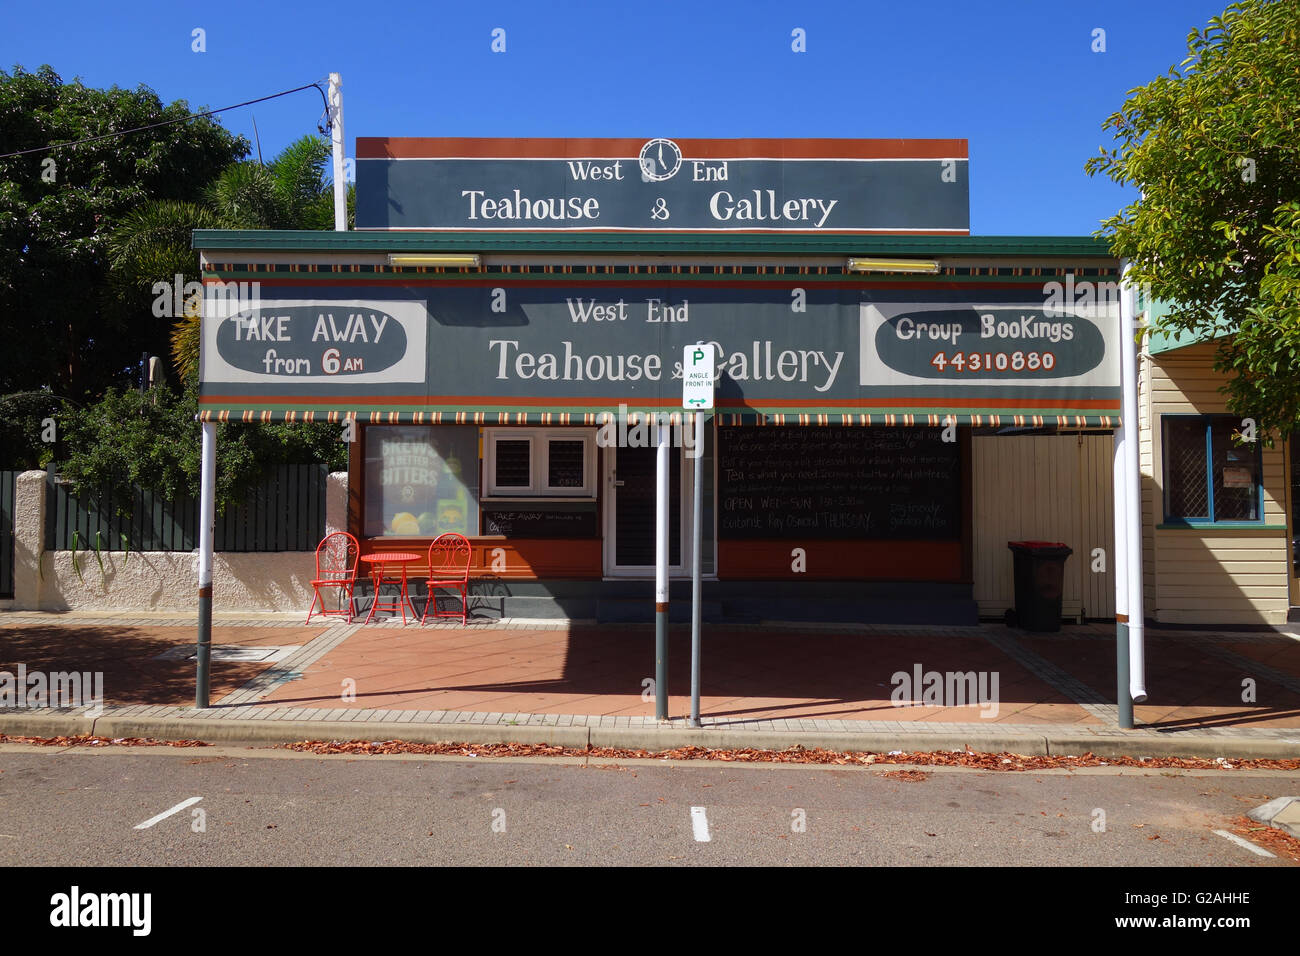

{"left": 1164, "top": 419, "right": 1209, "bottom": 518}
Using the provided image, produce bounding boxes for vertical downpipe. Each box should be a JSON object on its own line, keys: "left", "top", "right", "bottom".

{"left": 1120, "top": 262, "right": 1148, "bottom": 705}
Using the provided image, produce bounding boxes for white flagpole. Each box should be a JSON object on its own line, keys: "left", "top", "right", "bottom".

{"left": 329, "top": 73, "right": 346, "bottom": 232}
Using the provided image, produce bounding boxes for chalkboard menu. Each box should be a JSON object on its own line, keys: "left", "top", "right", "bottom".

{"left": 718, "top": 427, "right": 960, "bottom": 540}
{"left": 481, "top": 504, "right": 598, "bottom": 538}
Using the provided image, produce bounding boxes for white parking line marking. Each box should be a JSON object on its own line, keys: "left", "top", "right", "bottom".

{"left": 690, "top": 806, "right": 711, "bottom": 843}
{"left": 135, "top": 797, "right": 203, "bottom": 830}
{"left": 1212, "top": 829, "right": 1275, "bottom": 859}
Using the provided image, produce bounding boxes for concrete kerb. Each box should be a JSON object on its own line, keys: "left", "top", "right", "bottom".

{"left": 4, "top": 711, "right": 1300, "bottom": 760}
{"left": 1045, "top": 733, "right": 1300, "bottom": 761}
{"left": 587, "top": 726, "right": 1053, "bottom": 755}
{"left": 1247, "top": 795, "right": 1299, "bottom": 824}
{"left": 0, "top": 713, "right": 97, "bottom": 738}
{"left": 88, "top": 715, "right": 591, "bottom": 748}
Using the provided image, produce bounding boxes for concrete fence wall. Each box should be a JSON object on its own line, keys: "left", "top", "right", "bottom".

{"left": 0, "top": 470, "right": 348, "bottom": 613}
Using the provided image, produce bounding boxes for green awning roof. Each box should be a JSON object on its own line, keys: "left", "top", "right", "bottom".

{"left": 1144, "top": 298, "right": 1233, "bottom": 354}
{"left": 193, "top": 229, "right": 1114, "bottom": 258}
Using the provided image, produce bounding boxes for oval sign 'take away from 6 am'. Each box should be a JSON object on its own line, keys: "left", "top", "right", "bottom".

{"left": 215, "top": 306, "right": 409, "bottom": 377}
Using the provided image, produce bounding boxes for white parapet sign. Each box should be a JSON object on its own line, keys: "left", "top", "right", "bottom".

{"left": 682, "top": 342, "right": 716, "bottom": 410}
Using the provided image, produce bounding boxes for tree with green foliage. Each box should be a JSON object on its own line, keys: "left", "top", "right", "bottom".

{"left": 108, "top": 133, "right": 353, "bottom": 384}
{"left": 1085, "top": 0, "right": 1300, "bottom": 437}
{"left": 1, "top": 67, "right": 351, "bottom": 526}
{"left": 90, "top": 134, "right": 354, "bottom": 507}
{"left": 58, "top": 384, "right": 347, "bottom": 512}
{"left": 0, "top": 64, "right": 248, "bottom": 469}
{"left": 0, "top": 65, "right": 248, "bottom": 401}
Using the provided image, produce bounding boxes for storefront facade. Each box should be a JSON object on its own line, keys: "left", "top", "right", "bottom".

{"left": 195, "top": 137, "right": 1128, "bottom": 624}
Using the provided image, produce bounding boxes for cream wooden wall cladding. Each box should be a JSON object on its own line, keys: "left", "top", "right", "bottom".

{"left": 1141, "top": 342, "right": 1290, "bottom": 625}
{"left": 972, "top": 434, "right": 1115, "bottom": 620}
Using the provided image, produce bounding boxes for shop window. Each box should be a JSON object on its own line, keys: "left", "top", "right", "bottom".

{"left": 485, "top": 429, "right": 595, "bottom": 497}
{"left": 363, "top": 426, "right": 479, "bottom": 537}
{"left": 1162, "top": 415, "right": 1262, "bottom": 523}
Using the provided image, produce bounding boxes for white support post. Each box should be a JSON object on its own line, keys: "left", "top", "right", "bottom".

{"left": 328, "top": 72, "right": 346, "bottom": 232}
{"left": 195, "top": 421, "right": 217, "bottom": 708}
{"left": 654, "top": 419, "right": 670, "bottom": 721}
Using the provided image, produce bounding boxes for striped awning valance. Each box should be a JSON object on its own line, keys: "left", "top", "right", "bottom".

{"left": 196, "top": 407, "right": 1119, "bottom": 428}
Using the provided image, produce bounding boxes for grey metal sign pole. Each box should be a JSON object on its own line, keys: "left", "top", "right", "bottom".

{"left": 1112, "top": 416, "right": 1132, "bottom": 729}
{"left": 682, "top": 344, "right": 715, "bottom": 728}
{"left": 690, "top": 410, "right": 704, "bottom": 728}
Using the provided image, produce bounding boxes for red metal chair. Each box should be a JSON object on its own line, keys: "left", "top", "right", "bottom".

{"left": 423, "top": 533, "right": 473, "bottom": 625}
{"left": 307, "top": 531, "right": 359, "bottom": 624}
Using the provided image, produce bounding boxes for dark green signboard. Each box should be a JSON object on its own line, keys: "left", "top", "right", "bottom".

{"left": 199, "top": 279, "right": 1121, "bottom": 425}
{"left": 356, "top": 138, "right": 970, "bottom": 234}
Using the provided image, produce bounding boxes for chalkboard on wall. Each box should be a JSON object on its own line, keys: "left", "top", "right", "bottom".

{"left": 481, "top": 504, "right": 598, "bottom": 538}
{"left": 718, "top": 427, "right": 960, "bottom": 540}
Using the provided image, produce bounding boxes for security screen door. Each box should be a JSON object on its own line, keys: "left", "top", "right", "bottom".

{"left": 606, "top": 444, "right": 684, "bottom": 575}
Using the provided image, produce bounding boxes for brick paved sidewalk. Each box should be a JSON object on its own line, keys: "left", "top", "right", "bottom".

{"left": 3, "top": 612, "right": 1300, "bottom": 752}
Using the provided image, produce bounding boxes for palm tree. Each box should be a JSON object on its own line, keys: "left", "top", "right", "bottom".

{"left": 109, "top": 134, "right": 353, "bottom": 384}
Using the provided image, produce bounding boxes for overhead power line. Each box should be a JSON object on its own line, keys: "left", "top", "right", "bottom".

{"left": 0, "top": 81, "right": 331, "bottom": 160}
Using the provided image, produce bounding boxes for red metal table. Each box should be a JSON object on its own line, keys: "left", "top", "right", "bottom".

{"left": 359, "top": 552, "right": 422, "bottom": 625}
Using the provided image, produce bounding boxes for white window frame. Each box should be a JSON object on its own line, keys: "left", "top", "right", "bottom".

{"left": 484, "top": 428, "right": 596, "bottom": 498}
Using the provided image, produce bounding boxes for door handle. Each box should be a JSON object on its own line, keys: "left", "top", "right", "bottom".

{"left": 614, "top": 480, "right": 625, "bottom": 487}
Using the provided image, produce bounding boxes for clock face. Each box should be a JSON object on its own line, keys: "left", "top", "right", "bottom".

{"left": 639, "top": 138, "right": 682, "bottom": 182}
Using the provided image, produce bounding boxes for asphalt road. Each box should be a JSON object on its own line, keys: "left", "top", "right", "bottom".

{"left": 0, "top": 743, "right": 1295, "bottom": 867}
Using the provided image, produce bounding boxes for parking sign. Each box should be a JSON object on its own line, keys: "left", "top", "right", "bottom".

{"left": 682, "top": 343, "right": 716, "bottom": 410}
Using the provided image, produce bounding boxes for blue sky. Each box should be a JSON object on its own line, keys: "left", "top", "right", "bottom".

{"left": 3, "top": 0, "right": 1229, "bottom": 235}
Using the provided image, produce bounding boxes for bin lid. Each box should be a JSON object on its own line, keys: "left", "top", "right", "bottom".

{"left": 1007, "top": 540, "right": 1072, "bottom": 552}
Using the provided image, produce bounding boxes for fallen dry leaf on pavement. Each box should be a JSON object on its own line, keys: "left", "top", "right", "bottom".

{"left": 0, "top": 733, "right": 209, "bottom": 748}
{"left": 1229, "top": 815, "right": 1300, "bottom": 862}
{"left": 274, "top": 740, "right": 1300, "bottom": 771}
{"left": 4, "top": 733, "right": 1294, "bottom": 773}
{"left": 880, "top": 770, "right": 930, "bottom": 782}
